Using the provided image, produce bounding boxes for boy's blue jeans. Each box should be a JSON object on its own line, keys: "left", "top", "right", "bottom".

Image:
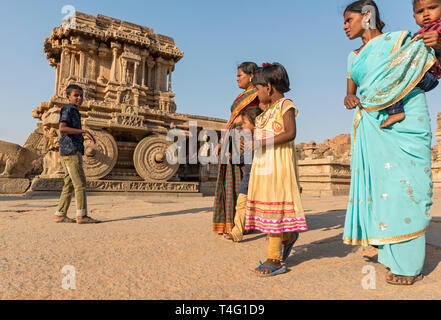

{"left": 386, "top": 72, "right": 439, "bottom": 115}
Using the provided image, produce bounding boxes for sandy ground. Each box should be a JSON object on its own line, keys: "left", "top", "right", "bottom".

{"left": 0, "top": 190, "right": 440, "bottom": 300}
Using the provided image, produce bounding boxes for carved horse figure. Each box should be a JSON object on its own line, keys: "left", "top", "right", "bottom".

{"left": 0, "top": 140, "right": 42, "bottom": 178}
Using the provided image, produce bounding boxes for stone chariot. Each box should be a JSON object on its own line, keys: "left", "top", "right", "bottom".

{"left": 28, "top": 12, "right": 225, "bottom": 193}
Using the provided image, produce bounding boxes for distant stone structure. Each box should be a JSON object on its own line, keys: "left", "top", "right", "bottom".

{"left": 296, "top": 111, "right": 441, "bottom": 195}
{"left": 295, "top": 134, "right": 351, "bottom": 196}
{"left": 297, "top": 134, "right": 351, "bottom": 161}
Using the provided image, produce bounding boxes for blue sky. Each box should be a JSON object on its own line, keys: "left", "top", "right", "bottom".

{"left": 0, "top": 0, "right": 439, "bottom": 146}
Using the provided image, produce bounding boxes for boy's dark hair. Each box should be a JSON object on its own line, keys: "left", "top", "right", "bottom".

{"left": 252, "top": 63, "right": 291, "bottom": 93}
{"left": 413, "top": 0, "right": 441, "bottom": 7}
{"left": 66, "top": 84, "right": 84, "bottom": 97}
{"left": 240, "top": 106, "right": 262, "bottom": 125}
{"left": 238, "top": 62, "right": 258, "bottom": 76}
{"left": 345, "top": 0, "right": 385, "bottom": 32}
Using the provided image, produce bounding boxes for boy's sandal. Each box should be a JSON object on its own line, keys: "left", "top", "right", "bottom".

{"left": 281, "top": 232, "right": 299, "bottom": 262}
{"left": 76, "top": 216, "right": 100, "bottom": 224}
{"left": 386, "top": 273, "right": 423, "bottom": 286}
{"left": 54, "top": 216, "right": 76, "bottom": 223}
{"left": 253, "top": 261, "right": 287, "bottom": 277}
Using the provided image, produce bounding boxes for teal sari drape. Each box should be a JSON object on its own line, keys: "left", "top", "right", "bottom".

{"left": 343, "top": 31, "right": 436, "bottom": 246}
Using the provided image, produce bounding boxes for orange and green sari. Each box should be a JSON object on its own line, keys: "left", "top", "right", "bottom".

{"left": 213, "top": 88, "right": 259, "bottom": 234}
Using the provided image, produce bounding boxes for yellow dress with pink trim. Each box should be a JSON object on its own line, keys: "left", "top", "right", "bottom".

{"left": 244, "top": 98, "right": 307, "bottom": 234}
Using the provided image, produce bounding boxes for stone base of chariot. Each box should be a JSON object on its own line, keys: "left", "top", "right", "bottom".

{"left": 0, "top": 178, "right": 31, "bottom": 194}
{"left": 298, "top": 158, "right": 351, "bottom": 197}
{"left": 28, "top": 177, "right": 201, "bottom": 196}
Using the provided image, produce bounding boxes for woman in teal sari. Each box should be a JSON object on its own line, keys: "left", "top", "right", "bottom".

{"left": 343, "top": 0, "right": 439, "bottom": 285}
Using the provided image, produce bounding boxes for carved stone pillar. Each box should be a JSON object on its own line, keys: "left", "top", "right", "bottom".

{"left": 79, "top": 51, "right": 86, "bottom": 79}
{"left": 134, "top": 92, "right": 139, "bottom": 107}
{"left": 168, "top": 63, "right": 174, "bottom": 92}
{"left": 121, "top": 60, "right": 128, "bottom": 85}
{"left": 97, "top": 44, "right": 108, "bottom": 84}
{"left": 155, "top": 57, "right": 163, "bottom": 91}
{"left": 147, "top": 58, "right": 155, "bottom": 89}
{"left": 133, "top": 62, "right": 139, "bottom": 86}
{"left": 57, "top": 49, "right": 68, "bottom": 95}
{"left": 69, "top": 51, "right": 76, "bottom": 78}
{"left": 87, "top": 49, "right": 97, "bottom": 80}
{"left": 110, "top": 42, "right": 121, "bottom": 83}
{"left": 54, "top": 64, "right": 60, "bottom": 96}
{"left": 162, "top": 64, "right": 168, "bottom": 91}
{"left": 141, "top": 56, "right": 146, "bottom": 87}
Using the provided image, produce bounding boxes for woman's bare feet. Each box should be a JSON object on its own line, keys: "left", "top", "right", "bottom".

{"left": 385, "top": 273, "right": 423, "bottom": 285}
{"left": 380, "top": 112, "right": 405, "bottom": 129}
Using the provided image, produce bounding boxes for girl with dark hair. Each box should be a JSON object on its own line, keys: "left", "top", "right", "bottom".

{"left": 212, "top": 62, "right": 260, "bottom": 235}
{"left": 343, "top": 0, "right": 437, "bottom": 285}
{"left": 245, "top": 63, "right": 306, "bottom": 277}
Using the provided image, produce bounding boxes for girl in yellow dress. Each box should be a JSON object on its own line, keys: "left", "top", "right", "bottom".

{"left": 245, "top": 63, "right": 307, "bottom": 277}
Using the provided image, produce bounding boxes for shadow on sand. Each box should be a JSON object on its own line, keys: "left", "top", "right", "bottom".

{"left": 100, "top": 206, "right": 213, "bottom": 224}
{"left": 282, "top": 209, "right": 440, "bottom": 277}
{"left": 283, "top": 209, "right": 356, "bottom": 268}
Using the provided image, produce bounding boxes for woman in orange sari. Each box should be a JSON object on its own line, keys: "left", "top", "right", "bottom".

{"left": 213, "top": 62, "right": 260, "bottom": 234}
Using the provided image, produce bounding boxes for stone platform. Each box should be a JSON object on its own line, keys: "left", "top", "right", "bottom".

{"left": 298, "top": 158, "right": 351, "bottom": 197}
{"left": 29, "top": 177, "right": 200, "bottom": 194}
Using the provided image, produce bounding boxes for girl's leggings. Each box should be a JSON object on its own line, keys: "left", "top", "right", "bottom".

{"left": 267, "top": 233, "right": 293, "bottom": 260}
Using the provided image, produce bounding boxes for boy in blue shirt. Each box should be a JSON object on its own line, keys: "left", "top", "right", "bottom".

{"left": 224, "top": 106, "right": 262, "bottom": 242}
{"left": 54, "top": 84, "right": 99, "bottom": 224}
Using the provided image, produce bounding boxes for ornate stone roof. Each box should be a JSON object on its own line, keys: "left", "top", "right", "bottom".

{"left": 45, "top": 11, "right": 183, "bottom": 62}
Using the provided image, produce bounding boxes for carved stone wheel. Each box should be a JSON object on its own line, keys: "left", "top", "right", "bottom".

{"left": 82, "top": 130, "right": 118, "bottom": 180}
{"left": 133, "top": 136, "right": 179, "bottom": 181}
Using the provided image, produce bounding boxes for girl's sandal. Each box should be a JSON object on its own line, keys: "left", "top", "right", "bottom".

{"left": 386, "top": 273, "right": 423, "bottom": 286}
{"left": 253, "top": 260, "right": 287, "bottom": 277}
